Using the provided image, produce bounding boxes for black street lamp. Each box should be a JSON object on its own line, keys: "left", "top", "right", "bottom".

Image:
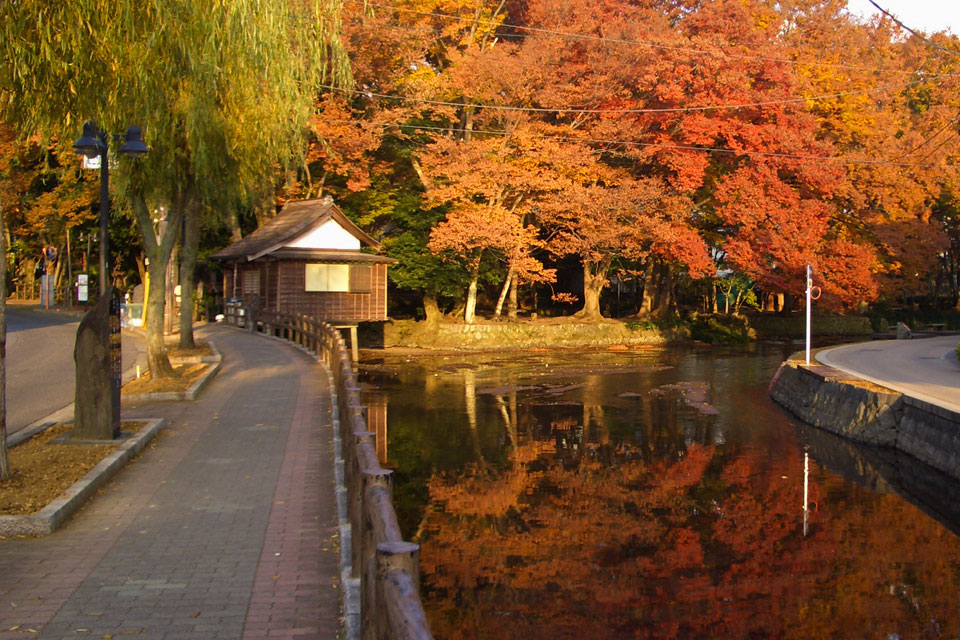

{"left": 74, "top": 121, "right": 150, "bottom": 296}
{"left": 71, "top": 122, "right": 149, "bottom": 442}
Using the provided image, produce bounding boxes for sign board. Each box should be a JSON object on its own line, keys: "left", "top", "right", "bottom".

{"left": 77, "top": 274, "right": 89, "bottom": 302}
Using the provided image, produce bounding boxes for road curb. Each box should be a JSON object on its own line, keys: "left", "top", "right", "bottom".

{"left": 121, "top": 359, "right": 222, "bottom": 404}
{"left": 0, "top": 418, "right": 165, "bottom": 537}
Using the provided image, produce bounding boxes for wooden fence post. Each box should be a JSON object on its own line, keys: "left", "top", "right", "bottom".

{"left": 349, "top": 431, "right": 375, "bottom": 579}
{"left": 376, "top": 541, "right": 432, "bottom": 640}
{"left": 361, "top": 468, "right": 393, "bottom": 640}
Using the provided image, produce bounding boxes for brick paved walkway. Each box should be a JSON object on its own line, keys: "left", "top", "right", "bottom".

{"left": 0, "top": 326, "right": 342, "bottom": 639}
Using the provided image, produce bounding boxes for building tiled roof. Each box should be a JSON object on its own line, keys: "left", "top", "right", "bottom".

{"left": 265, "top": 248, "right": 397, "bottom": 263}
{"left": 210, "top": 197, "right": 382, "bottom": 262}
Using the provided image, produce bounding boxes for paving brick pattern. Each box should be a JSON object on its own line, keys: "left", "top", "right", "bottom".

{"left": 0, "top": 326, "right": 341, "bottom": 639}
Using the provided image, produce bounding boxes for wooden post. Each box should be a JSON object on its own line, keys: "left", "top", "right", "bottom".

{"left": 375, "top": 541, "right": 429, "bottom": 640}
{"left": 349, "top": 431, "right": 376, "bottom": 578}
{"left": 361, "top": 468, "right": 393, "bottom": 640}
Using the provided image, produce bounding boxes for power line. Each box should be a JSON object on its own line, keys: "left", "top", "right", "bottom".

{"left": 321, "top": 79, "right": 929, "bottom": 115}
{"left": 348, "top": 0, "right": 953, "bottom": 76}
{"left": 891, "top": 113, "right": 960, "bottom": 160}
{"left": 867, "top": 1, "right": 960, "bottom": 60}
{"left": 917, "top": 131, "right": 959, "bottom": 165}
{"left": 314, "top": 117, "right": 938, "bottom": 168}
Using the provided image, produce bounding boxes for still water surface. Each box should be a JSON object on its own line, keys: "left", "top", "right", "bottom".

{"left": 360, "top": 343, "right": 960, "bottom": 639}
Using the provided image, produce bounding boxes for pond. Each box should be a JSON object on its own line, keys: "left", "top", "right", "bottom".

{"left": 359, "top": 343, "right": 960, "bottom": 639}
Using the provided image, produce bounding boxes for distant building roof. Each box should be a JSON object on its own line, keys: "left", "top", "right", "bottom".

{"left": 210, "top": 196, "right": 385, "bottom": 262}
{"left": 265, "top": 248, "right": 397, "bottom": 264}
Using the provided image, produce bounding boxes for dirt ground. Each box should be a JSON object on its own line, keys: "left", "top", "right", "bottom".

{"left": 166, "top": 341, "right": 213, "bottom": 359}
{"left": 121, "top": 362, "right": 209, "bottom": 394}
{"left": 0, "top": 422, "right": 146, "bottom": 517}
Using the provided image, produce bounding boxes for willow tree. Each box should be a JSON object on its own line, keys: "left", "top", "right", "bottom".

{"left": 0, "top": 0, "right": 350, "bottom": 375}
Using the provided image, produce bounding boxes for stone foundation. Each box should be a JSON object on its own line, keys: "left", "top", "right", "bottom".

{"left": 771, "top": 361, "right": 960, "bottom": 480}
{"left": 385, "top": 319, "right": 686, "bottom": 350}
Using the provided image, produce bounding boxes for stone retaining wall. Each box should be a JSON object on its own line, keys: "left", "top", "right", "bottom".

{"left": 771, "top": 361, "right": 960, "bottom": 480}
{"left": 385, "top": 320, "right": 685, "bottom": 349}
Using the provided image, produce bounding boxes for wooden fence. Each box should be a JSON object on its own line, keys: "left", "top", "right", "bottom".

{"left": 225, "top": 305, "right": 433, "bottom": 640}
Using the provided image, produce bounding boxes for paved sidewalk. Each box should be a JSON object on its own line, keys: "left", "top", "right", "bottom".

{"left": 816, "top": 335, "right": 960, "bottom": 413}
{"left": 0, "top": 325, "right": 342, "bottom": 639}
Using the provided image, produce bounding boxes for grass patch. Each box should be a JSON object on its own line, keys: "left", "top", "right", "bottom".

{"left": 0, "top": 423, "right": 144, "bottom": 516}
{"left": 624, "top": 317, "right": 685, "bottom": 331}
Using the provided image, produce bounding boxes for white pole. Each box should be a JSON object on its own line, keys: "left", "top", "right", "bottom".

{"left": 805, "top": 265, "right": 812, "bottom": 365}
{"left": 803, "top": 451, "right": 810, "bottom": 537}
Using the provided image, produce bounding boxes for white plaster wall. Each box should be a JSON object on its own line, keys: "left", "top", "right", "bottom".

{"left": 285, "top": 219, "right": 361, "bottom": 250}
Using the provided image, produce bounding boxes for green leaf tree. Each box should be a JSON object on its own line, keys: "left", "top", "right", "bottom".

{"left": 0, "top": 0, "right": 350, "bottom": 376}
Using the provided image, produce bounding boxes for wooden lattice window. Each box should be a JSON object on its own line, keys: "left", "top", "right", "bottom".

{"left": 242, "top": 268, "right": 260, "bottom": 296}
{"left": 349, "top": 264, "right": 372, "bottom": 293}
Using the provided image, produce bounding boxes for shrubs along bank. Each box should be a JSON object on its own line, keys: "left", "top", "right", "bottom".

{"left": 750, "top": 314, "right": 873, "bottom": 338}
{"left": 378, "top": 313, "right": 876, "bottom": 350}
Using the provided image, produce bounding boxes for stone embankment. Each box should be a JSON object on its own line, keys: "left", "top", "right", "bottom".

{"left": 770, "top": 360, "right": 960, "bottom": 481}
{"left": 384, "top": 319, "right": 686, "bottom": 350}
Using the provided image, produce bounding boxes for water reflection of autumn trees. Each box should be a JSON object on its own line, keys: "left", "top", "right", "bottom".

{"left": 364, "top": 353, "right": 960, "bottom": 638}
{"left": 420, "top": 442, "right": 960, "bottom": 639}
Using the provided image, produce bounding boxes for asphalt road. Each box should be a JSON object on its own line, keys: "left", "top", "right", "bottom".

{"left": 5, "top": 304, "right": 146, "bottom": 436}
{"left": 816, "top": 335, "right": 960, "bottom": 413}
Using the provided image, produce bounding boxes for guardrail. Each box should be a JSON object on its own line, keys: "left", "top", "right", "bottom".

{"left": 224, "top": 304, "right": 433, "bottom": 640}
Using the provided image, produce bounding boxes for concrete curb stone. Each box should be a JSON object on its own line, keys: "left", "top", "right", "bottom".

{"left": 0, "top": 418, "right": 165, "bottom": 537}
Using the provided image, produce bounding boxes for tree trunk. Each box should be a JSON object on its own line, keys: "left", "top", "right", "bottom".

{"left": 423, "top": 291, "right": 442, "bottom": 326}
{"left": 227, "top": 209, "right": 242, "bottom": 243}
{"left": 655, "top": 265, "right": 675, "bottom": 317}
{"left": 144, "top": 247, "right": 176, "bottom": 378}
{"left": 507, "top": 275, "right": 518, "bottom": 319}
{"left": 178, "top": 203, "right": 200, "bottom": 349}
{"left": 464, "top": 271, "right": 479, "bottom": 324}
{"left": 131, "top": 192, "right": 184, "bottom": 379}
{"left": 494, "top": 268, "right": 513, "bottom": 318}
{"left": 0, "top": 206, "right": 10, "bottom": 481}
{"left": 576, "top": 257, "right": 611, "bottom": 320}
{"left": 640, "top": 260, "right": 676, "bottom": 318}
{"left": 460, "top": 102, "right": 474, "bottom": 142}
{"left": 781, "top": 293, "right": 795, "bottom": 315}
{"left": 53, "top": 245, "right": 64, "bottom": 304}
{"left": 639, "top": 261, "right": 656, "bottom": 316}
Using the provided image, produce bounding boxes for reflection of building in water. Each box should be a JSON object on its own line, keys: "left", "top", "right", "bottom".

{"left": 365, "top": 391, "right": 389, "bottom": 464}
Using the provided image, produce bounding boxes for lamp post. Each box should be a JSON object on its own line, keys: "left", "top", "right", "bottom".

{"left": 73, "top": 121, "right": 149, "bottom": 296}
{"left": 71, "top": 122, "right": 148, "bottom": 441}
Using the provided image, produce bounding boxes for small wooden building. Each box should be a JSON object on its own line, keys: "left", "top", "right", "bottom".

{"left": 211, "top": 197, "right": 396, "bottom": 351}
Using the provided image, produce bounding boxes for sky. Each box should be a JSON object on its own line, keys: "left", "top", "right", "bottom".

{"left": 845, "top": 0, "right": 960, "bottom": 35}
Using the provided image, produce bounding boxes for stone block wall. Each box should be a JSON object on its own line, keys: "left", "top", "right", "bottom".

{"left": 385, "top": 320, "right": 687, "bottom": 350}
{"left": 770, "top": 361, "right": 960, "bottom": 480}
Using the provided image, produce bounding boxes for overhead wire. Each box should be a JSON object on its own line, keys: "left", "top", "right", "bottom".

{"left": 916, "top": 132, "right": 960, "bottom": 165}
{"left": 320, "top": 79, "right": 930, "bottom": 115}
{"left": 348, "top": 0, "right": 958, "bottom": 76}
{"left": 330, "top": 2, "right": 959, "bottom": 170}
{"left": 314, "top": 117, "right": 937, "bottom": 168}
{"left": 891, "top": 113, "right": 960, "bottom": 160}
{"left": 866, "top": 0, "right": 960, "bottom": 60}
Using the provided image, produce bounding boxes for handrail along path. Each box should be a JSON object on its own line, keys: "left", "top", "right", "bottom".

{"left": 225, "top": 304, "right": 433, "bottom": 640}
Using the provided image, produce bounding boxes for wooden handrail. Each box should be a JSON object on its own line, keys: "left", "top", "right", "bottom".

{"left": 227, "top": 300, "right": 434, "bottom": 640}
